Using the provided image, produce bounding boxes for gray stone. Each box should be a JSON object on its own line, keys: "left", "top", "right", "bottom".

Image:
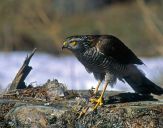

{"left": 43, "top": 79, "right": 67, "bottom": 101}
{"left": 1, "top": 81, "right": 163, "bottom": 128}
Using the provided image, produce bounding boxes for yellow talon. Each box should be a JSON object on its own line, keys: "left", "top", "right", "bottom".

{"left": 90, "top": 97, "right": 103, "bottom": 110}
{"left": 78, "top": 80, "right": 109, "bottom": 118}
{"left": 90, "top": 97, "right": 98, "bottom": 103}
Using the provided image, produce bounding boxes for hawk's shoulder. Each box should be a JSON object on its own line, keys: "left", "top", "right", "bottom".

{"left": 94, "top": 35, "right": 143, "bottom": 65}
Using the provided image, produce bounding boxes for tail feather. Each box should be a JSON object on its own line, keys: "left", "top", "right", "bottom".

{"left": 124, "top": 66, "right": 163, "bottom": 95}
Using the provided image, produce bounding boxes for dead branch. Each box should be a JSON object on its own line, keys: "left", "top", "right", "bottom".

{"left": 9, "top": 48, "right": 37, "bottom": 91}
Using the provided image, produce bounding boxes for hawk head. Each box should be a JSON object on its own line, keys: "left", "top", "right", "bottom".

{"left": 62, "top": 35, "right": 98, "bottom": 52}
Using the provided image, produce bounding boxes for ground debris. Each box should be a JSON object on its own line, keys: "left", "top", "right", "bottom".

{"left": 1, "top": 79, "right": 72, "bottom": 103}
{"left": 0, "top": 102, "right": 15, "bottom": 127}
{"left": 0, "top": 80, "right": 163, "bottom": 128}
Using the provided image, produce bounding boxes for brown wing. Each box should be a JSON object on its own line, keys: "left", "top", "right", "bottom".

{"left": 96, "top": 35, "right": 143, "bottom": 65}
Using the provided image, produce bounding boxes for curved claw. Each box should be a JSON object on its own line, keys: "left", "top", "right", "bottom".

{"left": 90, "top": 97, "right": 103, "bottom": 110}
{"left": 78, "top": 97, "right": 104, "bottom": 119}
{"left": 90, "top": 97, "right": 97, "bottom": 104}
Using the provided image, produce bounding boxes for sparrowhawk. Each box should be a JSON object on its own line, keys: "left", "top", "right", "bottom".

{"left": 62, "top": 35, "right": 163, "bottom": 110}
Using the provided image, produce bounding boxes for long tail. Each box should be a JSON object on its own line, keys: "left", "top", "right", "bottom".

{"left": 124, "top": 65, "right": 163, "bottom": 95}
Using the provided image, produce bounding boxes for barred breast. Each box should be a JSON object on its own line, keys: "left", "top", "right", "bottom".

{"left": 76, "top": 47, "right": 128, "bottom": 78}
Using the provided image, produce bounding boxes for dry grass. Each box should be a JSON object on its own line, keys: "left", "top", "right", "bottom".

{"left": 0, "top": 1, "right": 163, "bottom": 56}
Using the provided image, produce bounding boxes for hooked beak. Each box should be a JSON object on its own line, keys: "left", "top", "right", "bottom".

{"left": 62, "top": 41, "right": 68, "bottom": 50}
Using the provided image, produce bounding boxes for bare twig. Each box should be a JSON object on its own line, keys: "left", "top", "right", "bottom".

{"left": 9, "top": 48, "right": 37, "bottom": 91}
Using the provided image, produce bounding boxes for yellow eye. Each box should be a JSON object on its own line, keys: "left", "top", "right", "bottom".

{"left": 63, "top": 41, "right": 68, "bottom": 46}
{"left": 71, "top": 41, "right": 77, "bottom": 46}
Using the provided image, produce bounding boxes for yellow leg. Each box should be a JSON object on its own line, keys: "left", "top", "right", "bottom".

{"left": 90, "top": 81, "right": 109, "bottom": 110}
{"left": 94, "top": 80, "right": 102, "bottom": 94}
{"left": 78, "top": 80, "right": 102, "bottom": 118}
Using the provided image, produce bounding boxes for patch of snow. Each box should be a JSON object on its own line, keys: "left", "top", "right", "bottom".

{"left": 0, "top": 52, "right": 163, "bottom": 92}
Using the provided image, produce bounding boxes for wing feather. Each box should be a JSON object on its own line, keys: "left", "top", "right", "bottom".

{"left": 96, "top": 35, "right": 143, "bottom": 65}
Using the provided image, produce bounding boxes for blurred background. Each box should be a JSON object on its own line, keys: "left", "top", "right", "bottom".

{"left": 0, "top": 0, "right": 163, "bottom": 91}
